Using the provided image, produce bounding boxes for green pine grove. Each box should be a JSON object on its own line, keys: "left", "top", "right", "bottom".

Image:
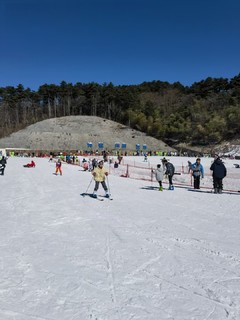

{"left": 1, "top": 74, "right": 240, "bottom": 148}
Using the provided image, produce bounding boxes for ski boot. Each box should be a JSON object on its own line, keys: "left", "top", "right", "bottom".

{"left": 159, "top": 186, "right": 163, "bottom": 191}
{"left": 92, "top": 192, "right": 97, "bottom": 198}
{"left": 169, "top": 185, "right": 174, "bottom": 190}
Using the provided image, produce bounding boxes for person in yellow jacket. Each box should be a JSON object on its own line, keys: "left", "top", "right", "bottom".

{"left": 92, "top": 160, "right": 109, "bottom": 198}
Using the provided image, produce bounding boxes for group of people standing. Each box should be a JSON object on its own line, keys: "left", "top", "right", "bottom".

{"left": 190, "top": 155, "right": 227, "bottom": 193}
{"left": 152, "top": 158, "right": 175, "bottom": 191}
{"left": 152, "top": 155, "right": 227, "bottom": 194}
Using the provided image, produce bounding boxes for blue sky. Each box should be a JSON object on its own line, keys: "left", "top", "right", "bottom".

{"left": 1, "top": 0, "right": 240, "bottom": 90}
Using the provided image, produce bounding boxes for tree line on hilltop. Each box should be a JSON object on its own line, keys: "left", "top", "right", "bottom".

{"left": 0, "top": 74, "right": 240, "bottom": 147}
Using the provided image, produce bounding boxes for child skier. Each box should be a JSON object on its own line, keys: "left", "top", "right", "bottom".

{"left": 152, "top": 164, "right": 164, "bottom": 191}
{"left": 92, "top": 160, "right": 109, "bottom": 198}
{"left": 55, "top": 158, "right": 62, "bottom": 175}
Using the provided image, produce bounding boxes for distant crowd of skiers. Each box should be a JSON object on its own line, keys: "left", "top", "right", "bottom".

{"left": 0, "top": 152, "right": 230, "bottom": 195}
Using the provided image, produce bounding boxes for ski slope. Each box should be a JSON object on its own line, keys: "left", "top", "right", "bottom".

{"left": 0, "top": 156, "right": 240, "bottom": 320}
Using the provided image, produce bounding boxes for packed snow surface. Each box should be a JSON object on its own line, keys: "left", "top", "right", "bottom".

{"left": 0, "top": 156, "right": 240, "bottom": 320}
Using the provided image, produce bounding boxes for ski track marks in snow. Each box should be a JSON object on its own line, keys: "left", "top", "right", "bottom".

{"left": 104, "top": 232, "right": 119, "bottom": 317}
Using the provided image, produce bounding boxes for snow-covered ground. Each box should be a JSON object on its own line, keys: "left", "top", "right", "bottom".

{"left": 0, "top": 156, "right": 240, "bottom": 320}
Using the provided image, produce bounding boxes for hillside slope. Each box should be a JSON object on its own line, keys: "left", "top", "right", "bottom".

{"left": 0, "top": 116, "right": 174, "bottom": 152}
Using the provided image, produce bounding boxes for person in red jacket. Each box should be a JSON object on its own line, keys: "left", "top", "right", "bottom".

{"left": 23, "top": 160, "right": 36, "bottom": 168}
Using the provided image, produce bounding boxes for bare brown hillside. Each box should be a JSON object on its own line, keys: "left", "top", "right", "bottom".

{"left": 0, "top": 116, "right": 174, "bottom": 152}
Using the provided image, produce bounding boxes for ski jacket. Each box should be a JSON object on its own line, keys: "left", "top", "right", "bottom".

{"left": 164, "top": 162, "right": 175, "bottom": 176}
{"left": 0, "top": 157, "right": 7, "bottom": 168}
{"left": 92, "top": 166, "right": 108, "bottom": 182}
{"left": 56, "top": 161, "right": 62, "bottom": 168}
{"left": 152, "top": 167, "right": 164, "bottom": 181}
{"left": 25, "top": 161, "right": 36, "bottom": 167}
{"left": 191, "top": 162, "right": 204, "bottom": 178}
{"left": 83, "top": 162, "right": 89, "bottom": 170}
{"left": 210, "top": 159, "right": 227, "bottom": 179}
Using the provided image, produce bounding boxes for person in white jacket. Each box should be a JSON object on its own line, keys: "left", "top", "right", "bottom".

{"left": 152, "top": 164, "right": 164, "bottom": 191}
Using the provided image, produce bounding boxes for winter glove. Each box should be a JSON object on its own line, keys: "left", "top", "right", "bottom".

{"left": 92, "top": 172, "right": 96, "bottom": 176}
{"left": 105, "top": 172, "right": 108, "bottom": 176}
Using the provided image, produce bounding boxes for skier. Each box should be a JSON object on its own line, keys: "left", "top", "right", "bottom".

{"left": 162, "top": 158, "right": 175, "bottom": 190}
{"left": 92, "top": 160, "right": 109, "bottom": 198}
{"left": 92, "top": 158, "right": 98, "bottom": 170}
{"left": 23, "top": 160, "right": 36, "bottom": 168}
{"left": 83, "top": 161, "right": 89, "bottom": 171}
{"left": 102, "top": 150, "right": 108, "bottom": 162}
{"left": 55, "top": 158, "right": 62, "bottom": 175}
{"left": 152, "top": 164, "right": 164, "bottom": 191}
{"left": 187, "top": 160, "right": 192, "bottom": 173}
{"left": 210, "top": 155, "right": 227, "bottom": 194}
{"left": 0, "top": 156, "right": 7, "bottom": 175}
{"left": 191, "top": 158, "right": 204, "bottom": 189}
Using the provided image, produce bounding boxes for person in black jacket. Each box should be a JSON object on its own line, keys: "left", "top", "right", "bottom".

{"left": 0, "top": 156, "right": 7, "bottom": 175}
{"left": 210, "top": 155, "right": 227, "bottom": 194}
{"left": 162, "top": 158, "right": 175, "bottom": 190}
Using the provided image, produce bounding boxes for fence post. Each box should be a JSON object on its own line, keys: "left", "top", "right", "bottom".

{"left": 126, "top": 164, "right": 129, "bottom": 178}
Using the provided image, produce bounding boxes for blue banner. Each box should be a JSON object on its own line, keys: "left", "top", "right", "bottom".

{"left": 115, "top": 143, "right": 120, "bottom": 149}
{"left": 98, "top": 142, "right": 104, "bottom": 149}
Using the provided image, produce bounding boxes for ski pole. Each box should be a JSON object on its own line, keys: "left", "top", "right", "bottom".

{"left": 106, "top": 175, "right": 111, "bottom": 195}
{"left": 85, "top": 177, "right": 93, "bottom": 194}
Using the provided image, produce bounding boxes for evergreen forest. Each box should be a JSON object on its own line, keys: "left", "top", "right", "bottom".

{"left": 1, "top": 74, "right": 240, "bottom": 148}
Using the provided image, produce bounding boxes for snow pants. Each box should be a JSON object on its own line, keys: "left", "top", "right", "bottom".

{"left": 56, "top": 167, "right": 62, "bottom": 175}
{"left": 213, "top": 177, "right": 223, "bottom": 191}
{"left": 167, "top": 175, "right": 173, "bottom": 186}
{"left": 193, "top": 175, "right": 200, "bottom": 189}
{"left": 94, "top": 181, "right": 108, "bottom": 192}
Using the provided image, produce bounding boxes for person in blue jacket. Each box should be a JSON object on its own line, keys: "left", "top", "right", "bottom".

{"left": 191, "top": 158, "right": 204, "bottom": 189}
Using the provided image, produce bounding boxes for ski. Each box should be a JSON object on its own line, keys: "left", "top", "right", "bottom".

{"left": 99, "top": 195, "right": 113, "bottom": 200}
{"left": 81, "top": 193, "right": 104, "bottom": 201}
{"left": 94, "top": 197, "right": 104, "bottom": 201}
